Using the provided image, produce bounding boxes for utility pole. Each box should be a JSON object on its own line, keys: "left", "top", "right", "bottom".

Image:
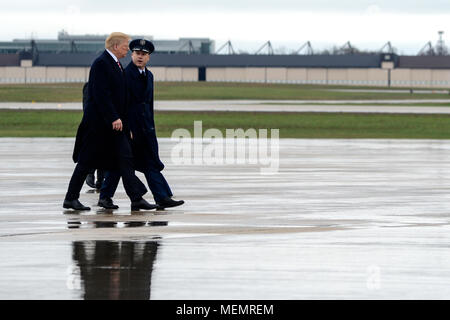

{"left": 436, "top": 31, "right": 447, "bottom": 55}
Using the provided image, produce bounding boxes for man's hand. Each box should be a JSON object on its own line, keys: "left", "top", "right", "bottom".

{"left": 112, "top": 119, "right": 123, "bottom": 131}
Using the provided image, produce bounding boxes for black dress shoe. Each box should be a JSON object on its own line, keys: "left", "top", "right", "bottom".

{"left": 63, "top": 199, "right": 91, "bottom": 211}
{"left": 85, "top": 173, "right": 96, "bottom": 189}
{"left": 131, "top": 198, "right": 158, "bottom": 211}
{"left": 157, "top": 197, "right": 185, "bottom": 209}
{"left": 98, "top": 198, "right": 119, "bottom": 209}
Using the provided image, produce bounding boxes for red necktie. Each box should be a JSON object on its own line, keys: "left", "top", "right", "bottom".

{"left": 117, "top": 61, "right": 123, "bottom": 72}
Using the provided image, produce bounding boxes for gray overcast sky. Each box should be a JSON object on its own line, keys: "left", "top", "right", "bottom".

{"left": 1, "top": 0, "right": 449, "bottom": 54}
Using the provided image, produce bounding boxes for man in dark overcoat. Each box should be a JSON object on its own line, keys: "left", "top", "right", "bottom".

{"left": 98, "top": 39, "right": 184, "bottom": 210}
{"left": 63, "top": 32, "right": 157, "bottom": 211}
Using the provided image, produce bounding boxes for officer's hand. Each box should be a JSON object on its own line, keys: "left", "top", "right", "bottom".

{"left": 112, "top": 119, "right": 123, "bottom": 131}
{"left": 130, "top": 131, "right": 133, "bottom": 139}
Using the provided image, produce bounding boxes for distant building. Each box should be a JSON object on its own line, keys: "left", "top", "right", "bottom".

{"left": 0, "top": 30, "right": 215, "bottom": 54}
{"left": 0, "top": 32, "right": 449, "bottom": 87}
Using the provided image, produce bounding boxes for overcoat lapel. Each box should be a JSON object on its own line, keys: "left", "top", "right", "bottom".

{"left": 102, "top": 50, "right": 124, "bottom": 74}
{"left": 144, "top": 69, "right": 153, "bottom": 101}
{"left": 128, "top": 63, "right": 143, "bottom": 102}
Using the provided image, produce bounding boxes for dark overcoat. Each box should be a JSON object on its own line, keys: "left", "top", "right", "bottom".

{"left": 124, "top": 62, "right": 165, "bottom": 172}
{"left": 72, "top": 50, "right": 129, "bottom": 170}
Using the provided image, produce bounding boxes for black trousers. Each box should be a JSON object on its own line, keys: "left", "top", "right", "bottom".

{"left": 65, "top": 133, "right": 147, "bottom": 202}
{"left": 88, "top": 169, "right": 104, "bottom": 182}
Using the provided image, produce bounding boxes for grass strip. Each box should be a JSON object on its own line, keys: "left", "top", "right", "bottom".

{"left": 1, "top": 82, "right": 450, "bottom": 102}
{"left": 1, "top": 109, "right": 450, "bottom": 139}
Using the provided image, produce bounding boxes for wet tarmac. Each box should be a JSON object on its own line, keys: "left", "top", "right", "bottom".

{"left": 2, "top": 99, "right": 450, "bottom": 113}
{"left": 2, "top": 138, "right": 450, "bottom": 299}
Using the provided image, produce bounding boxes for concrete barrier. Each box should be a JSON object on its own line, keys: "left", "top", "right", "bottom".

{"left": 0, "top": 65, "right": 449, "bottom": 87}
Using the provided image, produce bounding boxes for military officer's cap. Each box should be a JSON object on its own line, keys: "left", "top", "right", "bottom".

{"left": 129, "top": 39, "right": 155, "bottom": 54}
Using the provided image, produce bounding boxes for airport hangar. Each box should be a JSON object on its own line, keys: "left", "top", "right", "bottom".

{"left": 0, "top": 32, "right": 450, "bottom": 88}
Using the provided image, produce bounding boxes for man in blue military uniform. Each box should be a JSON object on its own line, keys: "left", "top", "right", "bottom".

{"left": 98, "top": 39, "right": 184, "bottom": 210}
{"left": 63, "top": 32, "right": 157, "bottom": 211}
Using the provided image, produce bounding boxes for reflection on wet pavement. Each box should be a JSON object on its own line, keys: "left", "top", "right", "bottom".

{"left": 67, "top": 221, "right": 168, "bottom": 229}
{"left": 2, "top": 138, "right": 450, "bottom": 299}
{"left": 71, "top": 241, "right": 158, "bottom": 300}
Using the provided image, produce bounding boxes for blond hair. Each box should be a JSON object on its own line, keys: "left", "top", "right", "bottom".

{"left": 105, "top": 32, "right": 131, "bottom": 49}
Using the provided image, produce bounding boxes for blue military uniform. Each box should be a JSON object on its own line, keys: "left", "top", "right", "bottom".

{"left": 126, "top": 60, "right": 165, "bottom": 172}
{"left": 100, "top": 39, "right": 181, "bottom": 207}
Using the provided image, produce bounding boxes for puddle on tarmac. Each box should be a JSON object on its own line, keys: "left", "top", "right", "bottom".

{"left": 69, "top": 240, "right": 159, "bottom": 299}
{"left": 67, "top": 220, "right": 168, "bottom": 229}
